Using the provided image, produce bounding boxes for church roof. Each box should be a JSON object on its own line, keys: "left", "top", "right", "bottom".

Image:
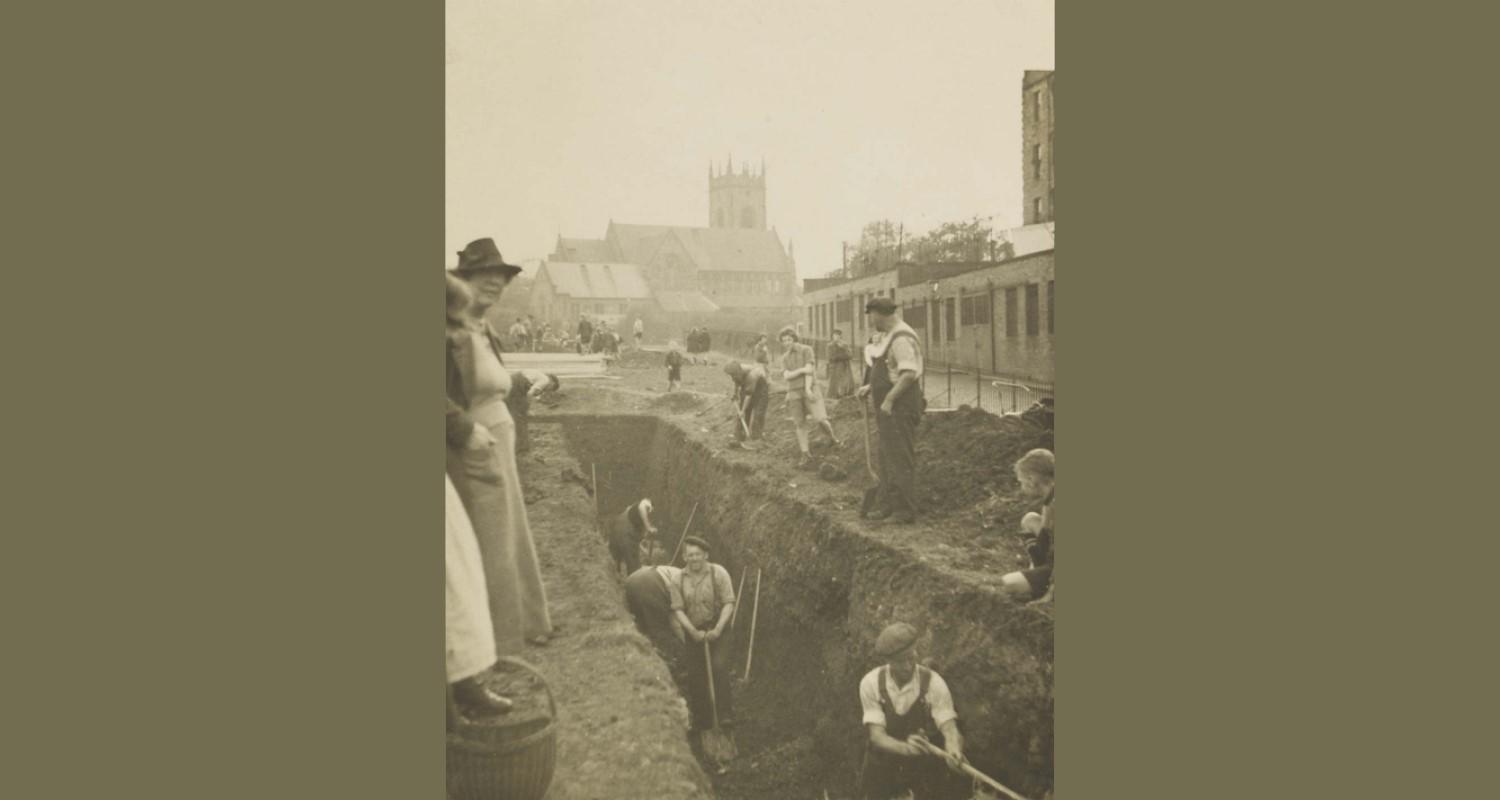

{"left": 552, "top": 237, "right": 614, "bottom": 263}
{"left": 654, "top": 290, "right": 720, "bottom": 313}
{"left": 539, "top": 261, "right": 652, "bottom": 300}
{"left": 605, "top": 223, "right": 676, "bottom": 266}
{"left": 606, "top": 223, "right": 791, "bottom": 274}
{"left": 672, "top": 227, "right": 791, "bottom": 273}
{"left": 703, "top": 293, "right": 802, "bottom": 309}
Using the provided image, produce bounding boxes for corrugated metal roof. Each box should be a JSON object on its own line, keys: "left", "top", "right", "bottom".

{"left": 539, "top": 262, "right": 652, "bottom": 300}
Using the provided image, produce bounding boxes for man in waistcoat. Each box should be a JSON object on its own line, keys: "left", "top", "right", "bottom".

{"left": 855, "top": 297, "right": 926, "bottom": 524}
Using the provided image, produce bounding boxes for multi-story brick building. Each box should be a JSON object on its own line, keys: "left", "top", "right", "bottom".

{"left": 1023, "top": 70, "right": 1055, "bottom": 225}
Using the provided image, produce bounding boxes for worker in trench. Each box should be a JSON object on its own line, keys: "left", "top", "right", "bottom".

{"left": 855, "top": 297, "right": 927, "bottom": 524}
{"left": 857, "top": 623, "right": 965, "bottom": 800}
{"left": 622, "top": 560, "right": 686, "bottom": 662}
{"left": 722, "top": 360, "right": 770, "bottom": 448}
{"left": 669, "top": 537, "right": 737, "bottom": 732}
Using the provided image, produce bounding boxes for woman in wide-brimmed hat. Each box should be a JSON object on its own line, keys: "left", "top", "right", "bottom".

{"left": 447, "top": 240, "right": 558, "bottom": 652}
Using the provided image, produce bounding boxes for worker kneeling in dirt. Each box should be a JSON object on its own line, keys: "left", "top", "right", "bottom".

{"left": 624, "top": 563, "right": 686, "bottom": 657}
{"left": 670, "top": 536, "right": 737, "bottom": 731}
{"left": 723, "top": 360, "right": 769, "bottom": 447}
{"left": 858, "top": 622, "right": 965, "bottom": 800}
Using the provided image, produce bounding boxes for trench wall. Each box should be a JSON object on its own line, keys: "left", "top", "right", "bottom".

{"left": 550, "top": 413, "right": 1055, "bottom": 798}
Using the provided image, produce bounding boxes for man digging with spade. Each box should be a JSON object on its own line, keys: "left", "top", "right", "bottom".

{"left": 857, "top": 623, "right": 965, "bottom": 800}
{"left": 722, "top": 360, "right": 769, "bottom": 449}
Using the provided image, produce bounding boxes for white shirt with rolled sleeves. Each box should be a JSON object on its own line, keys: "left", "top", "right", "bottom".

{"left": 874, "top": 321, "right": 924, "bottom": 379}
{"left": 858, "top": 666, "right": 957, "bottom": 728}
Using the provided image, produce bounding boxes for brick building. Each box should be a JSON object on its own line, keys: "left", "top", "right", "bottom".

{"left": 1023, "top": 70, "right": 1055, "bottom": 224}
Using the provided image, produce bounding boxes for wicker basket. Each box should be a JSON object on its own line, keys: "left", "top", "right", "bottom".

{"left": 447, "top": 657, "right": 558, "bottom": 800}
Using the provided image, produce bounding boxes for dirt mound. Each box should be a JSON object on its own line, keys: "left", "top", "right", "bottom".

{"left": 761, "top": 400, "right": 1052, "bottom": 527}
{"left": 648, "top": 392, "right": 707, "bottom": 413}
{"left": 613, "top": 348, "right": 666, "bottom": 369}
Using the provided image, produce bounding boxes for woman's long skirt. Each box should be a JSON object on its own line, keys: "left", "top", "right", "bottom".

{"left": 826, "top": 359, "right": 856, "bottom": 399}
{"left": 446, "top": 473, "right": 495, "bottom": 682}
{"left": 454, "top": 399, "right": 553, "bottom": 656}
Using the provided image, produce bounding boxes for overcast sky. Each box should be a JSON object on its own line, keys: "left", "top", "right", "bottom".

{"left": 447, "top": 0, "right": 1054, "bottom": 279}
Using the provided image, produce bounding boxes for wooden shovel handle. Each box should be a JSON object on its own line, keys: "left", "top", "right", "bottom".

{"left": 703, "top": 640, "right": 720, "bottom": 728}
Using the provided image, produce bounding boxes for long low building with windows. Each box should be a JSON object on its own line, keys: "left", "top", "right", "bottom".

{"left": 801, "top": 248, "right": 1054, "bottom": 384}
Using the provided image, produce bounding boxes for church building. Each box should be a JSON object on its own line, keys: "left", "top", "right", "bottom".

{"left": 532, "top": 159, "right": 800, "bottom": 327}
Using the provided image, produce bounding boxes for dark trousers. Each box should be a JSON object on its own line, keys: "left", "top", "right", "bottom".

{"left": 685, "top": 635, "right": 733, "bottom": 730}
{"left": 876, "top": 404, "right": 921, "bottom": 515}
{"left": 735, "top": 389, "right": 769, "bottom": 441}
{"left": 858, "top": 749, "right": 954, "bottom": 799}
{"left": 624, "top": 569, "right": 681, "bottom": 656}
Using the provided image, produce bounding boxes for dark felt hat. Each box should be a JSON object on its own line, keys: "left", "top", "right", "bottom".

{"left": 874, "top": 622, "right": 918, "bottom": 658}
{"left": 453, "top": 238, "right": 523, "bottom": 277}
{"left": 865, "top": 296, "right": 898, "bottom": 314}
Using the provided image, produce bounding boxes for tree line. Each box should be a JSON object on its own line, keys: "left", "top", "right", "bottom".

{"left": 830, "top": 217, "right": 1017, "bottom": 279}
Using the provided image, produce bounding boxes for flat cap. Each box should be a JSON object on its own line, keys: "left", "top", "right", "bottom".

{"left": 865, "top": 296, "right": 898, "bottom": 314}
{"left": 874, "top": 622, "right": 918, "bottom": 658}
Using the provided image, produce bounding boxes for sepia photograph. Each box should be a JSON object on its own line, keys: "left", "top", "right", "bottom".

{"left": 445, "top": 2, "right": 1055, "bottom": 798}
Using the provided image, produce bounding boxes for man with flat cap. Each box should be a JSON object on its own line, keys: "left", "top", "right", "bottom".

{"left": 858, "top": 622, "right": 965, "bottom": 799}
{"left": 855, "top": 296, "right": 927, "bottom": 524}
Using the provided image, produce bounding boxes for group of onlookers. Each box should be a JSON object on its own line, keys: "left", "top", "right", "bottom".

{"left": 685, "top": 326, "right": 712, "bottom": 354}
{"left": 506, "top": 314, "right": 551, "bottom": 352}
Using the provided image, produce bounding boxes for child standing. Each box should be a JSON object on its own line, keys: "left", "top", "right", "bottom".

{"left": 665, "top": 341, "right": 684, "bottom": 392}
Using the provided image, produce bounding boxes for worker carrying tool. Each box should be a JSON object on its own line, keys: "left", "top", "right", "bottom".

{"left": 722, "top": 360, "right": 770, "bottom": 447}
{"left": 857, "top": 622, "right": 965, "bottom": 799}
{"left": 855, "top": 297, "right": 926, "bottom": 524}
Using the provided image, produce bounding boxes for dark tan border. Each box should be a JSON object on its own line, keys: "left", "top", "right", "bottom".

{"left": 6, "top": 2, "right": 440, "bottom": 798}
{"left": 10, "top": 1, "right": 1484, "bottom": 798}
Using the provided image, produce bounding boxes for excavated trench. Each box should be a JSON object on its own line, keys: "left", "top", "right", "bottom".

{"left": 540, "top": 413, "right": 1054, "bottom": 800}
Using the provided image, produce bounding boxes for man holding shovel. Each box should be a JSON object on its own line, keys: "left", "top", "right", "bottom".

{"left": 669, "top": 537, "right": 737, "bottom": 734}
{"left": 857, "top": 622, "right": 964, "bottom": 799}
{"left": 723, "top": 360, "right": 770, "bottom": 449}
{"left": 855, "top": 297, "right": 926, "bottom": 525}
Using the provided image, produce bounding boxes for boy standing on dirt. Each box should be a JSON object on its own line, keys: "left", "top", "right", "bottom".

{"left": 857, "top": 622, "right": 965, "bottom": 799}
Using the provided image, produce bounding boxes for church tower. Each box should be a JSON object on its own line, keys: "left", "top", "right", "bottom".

{"left": 708, "top": 156, "right": 767, "bottom": 230}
